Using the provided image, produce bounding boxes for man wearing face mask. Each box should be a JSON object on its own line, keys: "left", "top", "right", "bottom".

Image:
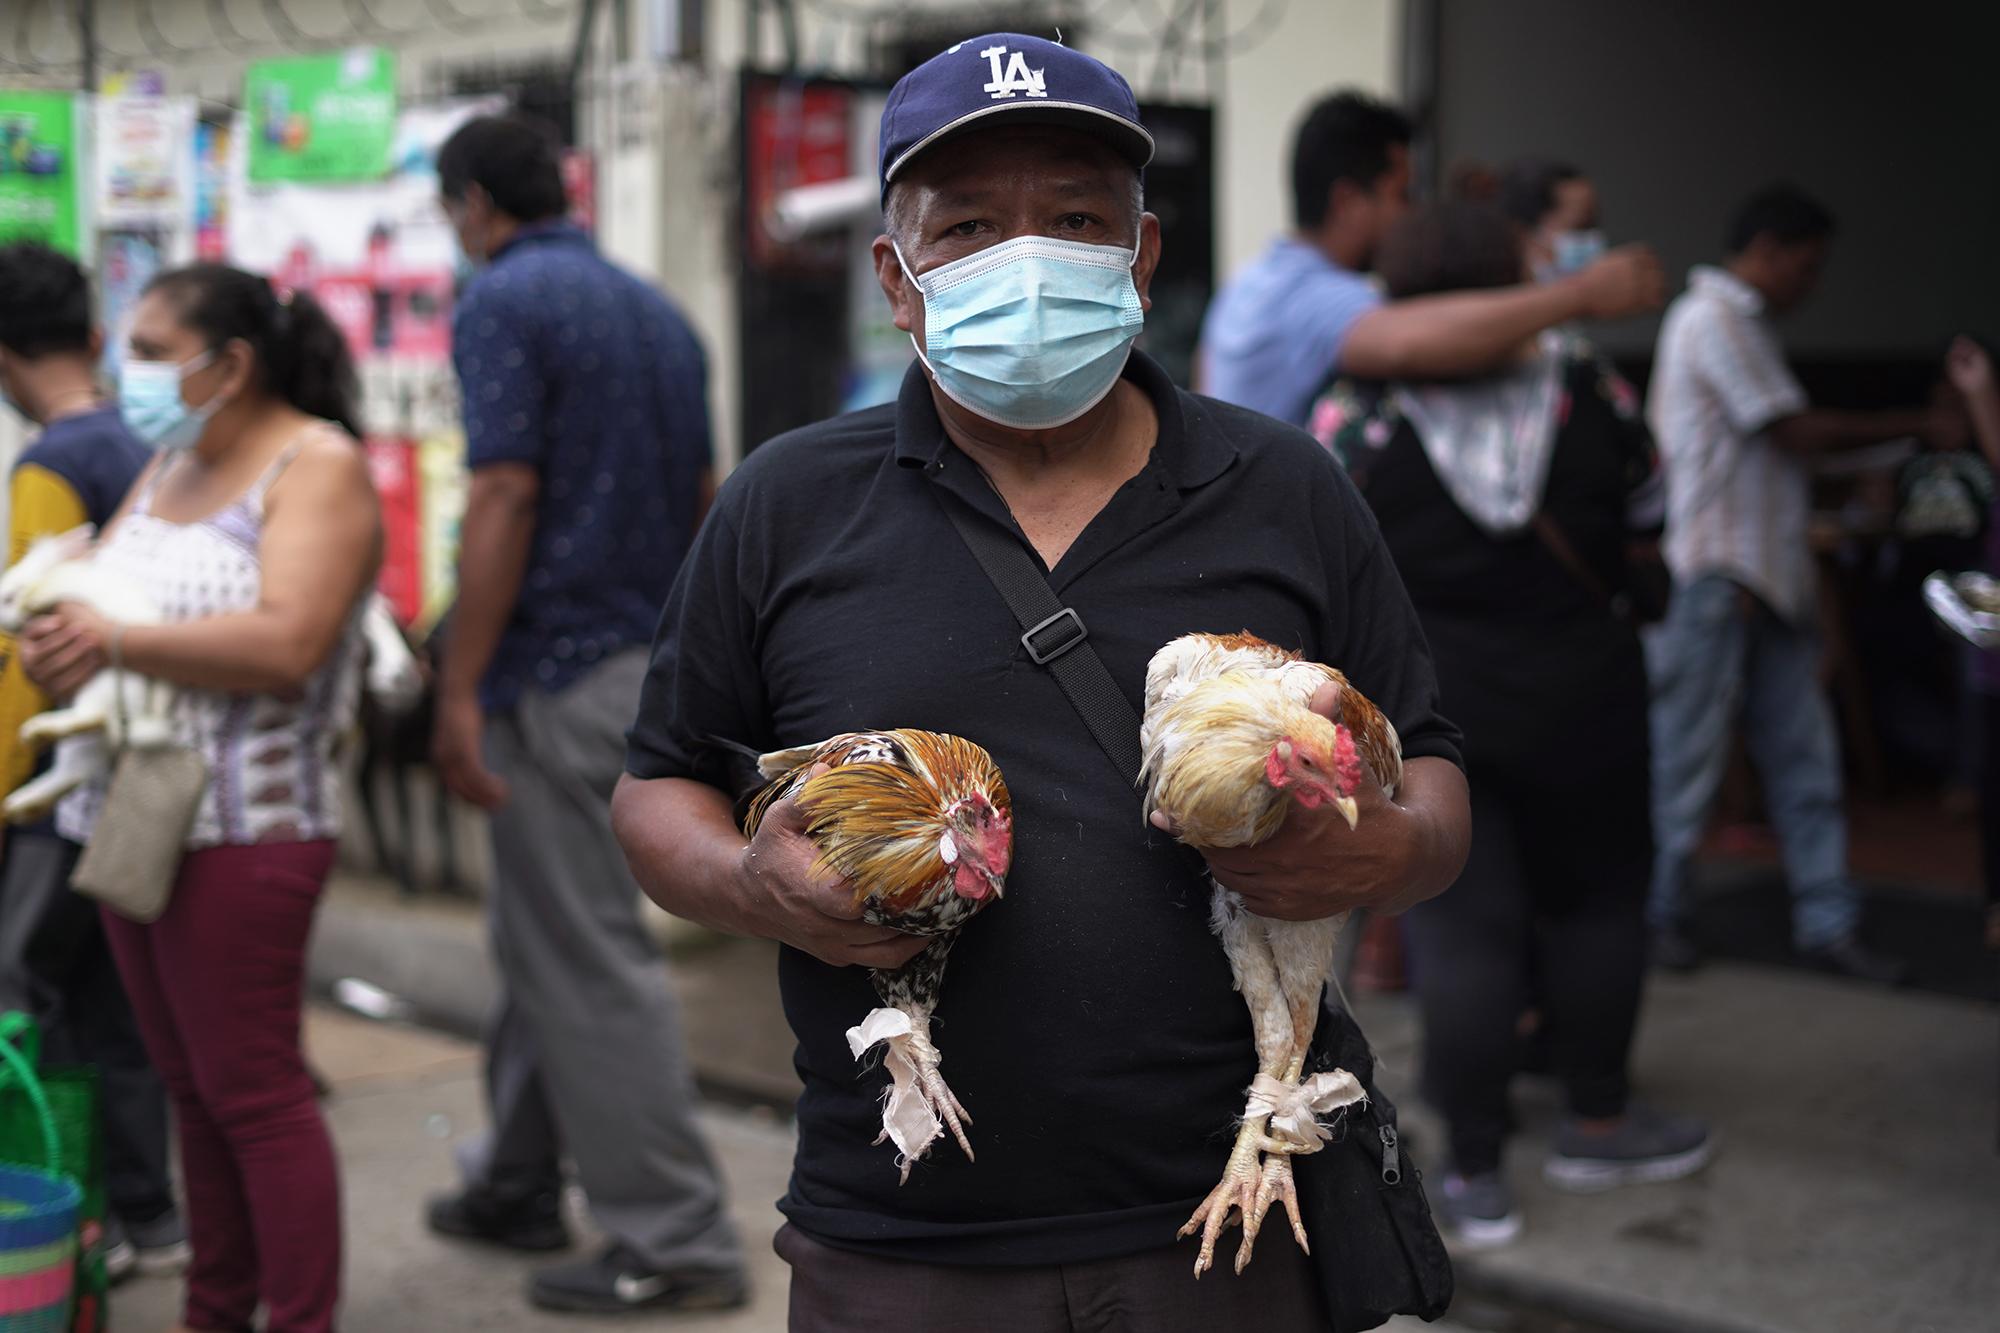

{"left": 420, "top": 115, "right": 744, "bottom": 1315}
{"left": 0, "top": 243, "right": 187, "bottom": 1280}
{"left": 1498, "top": 158, "right": 1606, "bottom": 283}
{"left": 615, "top": 36, "right": 1471, "bottom": 1327}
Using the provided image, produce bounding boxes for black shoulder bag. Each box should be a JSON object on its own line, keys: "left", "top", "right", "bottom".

{"left": 940, "top": 494, "right": 1454, "bottom": 1331}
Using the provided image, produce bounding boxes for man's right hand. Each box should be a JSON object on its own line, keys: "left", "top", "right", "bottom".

{"left": 733, "top": 775, "right": 928, "bottom": 970}
{"left": 1569, "top": 245, "right": 1667, "bottom": 320}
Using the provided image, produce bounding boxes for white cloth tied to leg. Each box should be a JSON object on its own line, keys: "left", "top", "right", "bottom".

{"left": 845, "top": 1007, "right": 944, "bottom": 1167}
{"left": 1246, "top": 1070, "right": 1367, "bottom": 1150}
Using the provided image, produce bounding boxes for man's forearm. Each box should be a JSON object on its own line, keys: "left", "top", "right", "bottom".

{"left": 1340, "top": 282, "right": 1580, "bottom": 381}
{"left": 1766, "top": 408, "right": 1931, "bottom": 457}
{"left": 440, "top": 469, "right": 538, "bottom": 698}
{"left": 1386, "top": 756, "right": 1471, "bottom": 914}
{"left": 611, "top": 774, "right": 751, "bottom": 931}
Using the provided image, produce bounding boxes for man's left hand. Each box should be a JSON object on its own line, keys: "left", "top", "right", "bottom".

{"left": 1151, "top": 682, "right": 1420, "bottom": 921}
{"left": 18, "top": 604, "right": 115, "bottom": 700}
{"left": 432, "top": 687, "right": 509, "bottom": 810}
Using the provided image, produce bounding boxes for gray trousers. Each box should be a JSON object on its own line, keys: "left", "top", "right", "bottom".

{"left": 461, "top": 650, "right": 742, "bottom": 1276}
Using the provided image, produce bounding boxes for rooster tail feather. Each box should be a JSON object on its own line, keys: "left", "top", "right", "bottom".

{"left": 754, "top": 739, "right": 829, "bottom": 782}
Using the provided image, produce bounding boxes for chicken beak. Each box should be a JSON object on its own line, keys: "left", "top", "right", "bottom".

{"left": 1334, "top": 794, "right": 1360, "bottom": 831}
{"left": 986, "top": 871, "right": 1005, "bottom": 899}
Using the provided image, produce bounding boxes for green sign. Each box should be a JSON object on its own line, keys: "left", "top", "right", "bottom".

{"left": 0, "top": 91, "right": 80, "bottom": 256}
{"left": 246, "top": 48, "right": 396, "bottom": 183}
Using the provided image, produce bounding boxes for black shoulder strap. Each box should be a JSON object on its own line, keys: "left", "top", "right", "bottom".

{"left": 938, "top": 496, "right": 1145, "bottom": 785}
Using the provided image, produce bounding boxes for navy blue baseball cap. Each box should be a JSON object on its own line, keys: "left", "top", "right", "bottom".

{"left": 878, "top": 34, "right": 1155, "bottom": 202}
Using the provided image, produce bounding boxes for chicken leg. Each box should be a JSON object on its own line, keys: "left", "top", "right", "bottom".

{"left": 1178, "top": 890, "right": 1295, "bottom": 1276}
{"left": 1237, "top": 913, "right": 1358, "bottom": 1272}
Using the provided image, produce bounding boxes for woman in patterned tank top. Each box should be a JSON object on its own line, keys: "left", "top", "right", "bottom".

{"left": 20, "top": 264, "right": 379, "bottom": 1333}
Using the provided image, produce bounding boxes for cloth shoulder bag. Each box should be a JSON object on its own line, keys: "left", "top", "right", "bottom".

{"left": 69, "top": 643, "right": 207, "bottom": 924}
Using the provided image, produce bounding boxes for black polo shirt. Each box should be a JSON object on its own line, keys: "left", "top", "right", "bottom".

{"left": 625, "top": 352, "right": 1462, "bottom": 1265}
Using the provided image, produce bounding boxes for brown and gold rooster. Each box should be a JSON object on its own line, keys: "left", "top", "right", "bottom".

{"left": 1140, "top": 631, "right": 1403, "bottom": 1277}
{"left": 743, "top": 729, "right": 1013, "bottom": 1182}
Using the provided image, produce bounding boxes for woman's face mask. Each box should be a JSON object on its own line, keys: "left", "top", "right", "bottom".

{"left": 897, "top": 234, "right": 1146, "bottom": 431}
{"left": 117, "top": 350, "right": 220, "bottom": 452}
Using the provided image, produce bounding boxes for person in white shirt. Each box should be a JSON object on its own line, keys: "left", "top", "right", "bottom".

{"left": 1645, "top": 184, "right": 1952, "bottom": 982}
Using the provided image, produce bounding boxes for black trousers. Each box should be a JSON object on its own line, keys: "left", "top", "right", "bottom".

{"left": 1983, "top": 691, "right": 2000, "bottom": 914}
{"left": 777, "top": 1223, "right": 1329, "bottom": 1332}
{"left": 1401, "top": 761, "right": 1652, "bottom": 1178}
{"left": 0, "top": 833, "right": 175, "bottom": 1222}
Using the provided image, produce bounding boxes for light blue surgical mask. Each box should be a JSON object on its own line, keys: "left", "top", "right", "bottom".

{"left": 118, "top": 351, "right": 219, "bottom": 451}
{"left": 1550, "top": 228, "right": 1607, "bottom": 276}
{"left": 898, "top": 235, "right": 1145, "bottom": 431}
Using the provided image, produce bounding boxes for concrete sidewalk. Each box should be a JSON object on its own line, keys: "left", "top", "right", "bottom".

{"left": 112, "top": 1008, "right": 1467, "bottom": 1331}
{"left": 287, "top": 874, "right": 2000, "bottom": 1333}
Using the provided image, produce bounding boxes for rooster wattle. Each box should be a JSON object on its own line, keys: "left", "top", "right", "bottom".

{"left": 742, "top": 729, "right": 1013, "bottom": 1182}
{"left": 1140, "top": 631, "right": 1403, "bottom": 1276}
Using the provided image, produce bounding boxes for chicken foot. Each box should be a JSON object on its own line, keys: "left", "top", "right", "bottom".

{"left": 845, "top": 1004, "right": 975, "bottom": 1184}
{"left": 1177, "top": 1056, "right": 1286, "bottom": 1277}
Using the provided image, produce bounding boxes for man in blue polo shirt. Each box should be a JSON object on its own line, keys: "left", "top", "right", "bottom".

{"left": 423, "top": 115, "right": 743, "bottom": 1316}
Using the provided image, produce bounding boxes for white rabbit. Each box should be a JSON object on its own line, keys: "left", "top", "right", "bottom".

{"left": 0, "top": 525, "right": 173, "bottom": 824}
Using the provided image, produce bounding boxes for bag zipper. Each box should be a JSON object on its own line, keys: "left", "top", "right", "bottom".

{"left": 1379, "top": 1123, "right": 1402, "bottom": 1186}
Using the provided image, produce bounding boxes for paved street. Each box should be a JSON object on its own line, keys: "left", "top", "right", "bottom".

{"left": 114, "top": 1008, "right": 1471, "bottom": 1331}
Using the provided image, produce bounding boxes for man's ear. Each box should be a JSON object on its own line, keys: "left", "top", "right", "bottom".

{"left": 86, "top": 328, "right": 105, "bottom": 363}
{"left": 873, "top": 234, "right": 919, "bottom": 335}
{"left": 1132, "top": 213, "right": 1164, "bottom": 312}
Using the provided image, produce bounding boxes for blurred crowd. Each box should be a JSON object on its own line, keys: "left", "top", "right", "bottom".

{"left": 0, "top": 37, "right": 1990, "bottom": 1332}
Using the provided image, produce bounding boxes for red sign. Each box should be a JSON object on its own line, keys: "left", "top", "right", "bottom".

{"left": 743, "top": 80, "right": 852, "bottom": 271}
{"left": 364, "top": 438, "right": 423, "bottom": 625}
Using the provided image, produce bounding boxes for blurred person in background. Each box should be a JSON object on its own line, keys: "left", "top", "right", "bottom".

{"left": 1645, "top": 184, "right": 1957, "bottom": 981}
{"left": 1199, "top": 90, "right": 1663, "bottom": 428}
{"left": 0, "top": 242, "right": 186, "bottom": 1282}
{"left": 1310, "top": 202, "right": 1710, "bottom": 1248}
{"left": 423, "top": 113, "right": 744, "bottom": 1316}
{"left": 1499, "top": 158, "right": 1605, "bottom": 283}
{"left": 20, "top": 262, "right": 380, "bottom": 1333}
{"left": 1941, "top": 335, "right": 2000, "bottom": 947}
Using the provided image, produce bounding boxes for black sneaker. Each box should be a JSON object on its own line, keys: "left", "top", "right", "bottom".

{"left": 1651, "top": 923, "right": 1703, "bottom": 973}
{"left": 1799, "top": 937, "right": 1909, "bottom": 987}
{"left": 123, "top": 1207, "right": 191, "bottom": 1277}
{"left": 528, "top": 1243, "right": 747, "bottom": 1315}
{"left": 1435, "top": 1172, "right": 1522, "bottom": 1248}
{"left": 1544, "top": 1104, "right": 1713, "bottom": 1193}
{"left": 102, "top": 1215, "right": 136, "bottom": 1286}
{"left": 427, "top": 1186, "right": 571, "bottom": 1253}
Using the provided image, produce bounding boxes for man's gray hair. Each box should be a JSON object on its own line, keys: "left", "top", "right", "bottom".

{"left": 883, "top": 170, "right": 1145, "bottom": 254}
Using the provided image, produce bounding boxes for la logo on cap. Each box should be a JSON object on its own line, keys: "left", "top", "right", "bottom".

{"left": 980, "top": 44, "right": 1048, "bottom": 101}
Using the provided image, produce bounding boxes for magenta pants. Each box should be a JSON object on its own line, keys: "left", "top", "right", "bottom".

{"left": 102, "top": 841, "right": 341, "bottom": 1333}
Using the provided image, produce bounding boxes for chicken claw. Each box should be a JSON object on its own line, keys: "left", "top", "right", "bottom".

{"left": 1177, "top": 1122, "right": 1264, "bottom": 1277}
{"left": 915, "top": 1057, "right": 974, "bottom": 1162}
{"left": 1238, "top": 1146, "right": 1309, "bottom": 1272}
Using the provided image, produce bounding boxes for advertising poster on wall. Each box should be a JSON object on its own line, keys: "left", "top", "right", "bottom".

{"left": 245, "top": 48, "right": 397, "bottom": 184}
{"left": 229, "top": 97, "right": 492, "bottom": 625}
{"left": 94, "top": 95, "right": 196, "bottom": 228}
{"left": 194, "top": 119, "right": 229, "bottom": 260}
{"left": 0, "top": 91, "right": 81, "bottom": 256}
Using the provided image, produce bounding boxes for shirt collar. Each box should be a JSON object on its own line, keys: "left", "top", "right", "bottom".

{"left": 891, "top": 349, "right": 1237, "bottom": 489}
{"left": 491, "top": 219, "right": 591, "bottom": 264}
{"left": 1690, "top": 264, "right": 1767, "bottom": 315}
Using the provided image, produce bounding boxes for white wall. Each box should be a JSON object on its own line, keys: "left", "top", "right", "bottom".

{"left": 1207, "top": 0, "right": 1402, "bottom": 284}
